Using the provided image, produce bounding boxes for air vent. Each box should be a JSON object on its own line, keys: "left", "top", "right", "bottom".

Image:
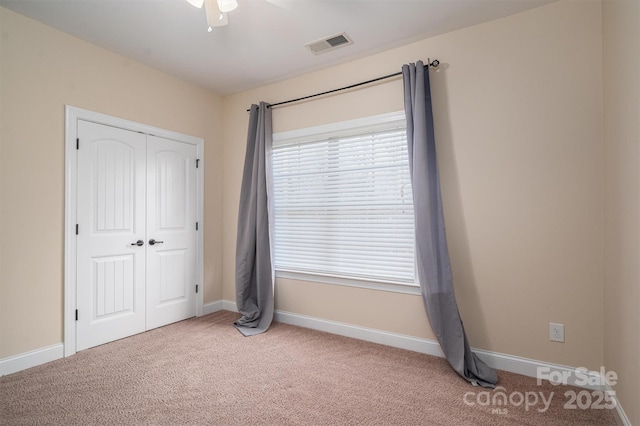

{"left": 305, "top": 32, "right": 353, "bottom": 55}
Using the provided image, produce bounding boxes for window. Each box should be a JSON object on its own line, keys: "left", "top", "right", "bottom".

{"left": 272, "top": 112, "right": 416, "bottom": 287}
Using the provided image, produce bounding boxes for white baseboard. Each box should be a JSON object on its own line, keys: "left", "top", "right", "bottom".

{"left": 202, "top": 300, "right": 225, "bottom": 315}
{"left": 275, "top": 309, "right": 444, "bottom": 358}
{"left": 0, "top": 343, "right": 64, "bottom": 377}
{"left": 221, "top": 300, "right": 238, "bottom": 312}
{"left": 611, "top": 392, "right": 631, "bottom": 426}
{"left": 202, "top": 300, "right": 238, "bottom": 315}
{"left": 219, "top": 300, "right": 238, "bottom": 312}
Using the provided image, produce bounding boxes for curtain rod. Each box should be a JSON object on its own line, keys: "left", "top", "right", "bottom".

{"left": 246, "top": 59, "right": 439, "bottom": 111}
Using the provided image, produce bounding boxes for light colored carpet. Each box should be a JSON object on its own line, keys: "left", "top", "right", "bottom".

{"left": 1, "top": 311, "right": 616, "bottom": 425}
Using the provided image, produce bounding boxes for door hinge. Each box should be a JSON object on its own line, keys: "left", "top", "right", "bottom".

{"left": 76, "top": 138, "right": 79, "bottom": 150}
{"left": 195, "top": 284, "right": 199, "bottom": 294}
{"left": 75, "top": 309, "right": 78, "bottom": 321}
{"left": 75, "top": 224, "right": 79, "bottom": 235}
{"left": 196, "top": 222, "right": 199, "bottom": 231}
{"left": 196, "top": 159, "right": 200, "bottom": 168}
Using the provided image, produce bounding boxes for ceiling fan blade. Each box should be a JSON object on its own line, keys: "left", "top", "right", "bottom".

{"left": 218, "top": 0, "right": 238, "bottom": 13}
{"left": 186, "top": 0, "right": 204, "bottom": 8}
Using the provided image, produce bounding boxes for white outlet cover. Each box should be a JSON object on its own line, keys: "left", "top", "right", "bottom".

{"left": 549, "top": 323, "right": 565, "bottom": 343}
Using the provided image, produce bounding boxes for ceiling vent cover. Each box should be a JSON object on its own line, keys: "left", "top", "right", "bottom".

{"left": 305, "top": 32, "right": 353, "bottom": 55}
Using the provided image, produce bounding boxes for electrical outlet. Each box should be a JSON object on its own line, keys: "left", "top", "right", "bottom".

{"left": 549, "top": 323, "right": 565, "bottom": 343}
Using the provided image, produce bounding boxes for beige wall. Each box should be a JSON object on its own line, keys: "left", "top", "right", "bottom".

{"left": 223, "top": 0, "right": 605, "bottom": 369}
{"left": 0, "top": 7, "right": 224, "bottom": 358}
{"left": 603, "top": 0, "right": 640, "bottom": 424}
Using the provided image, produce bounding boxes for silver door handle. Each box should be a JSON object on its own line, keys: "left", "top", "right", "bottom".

{"left": 149, "top": 239, "right": 164, "bottom": 246}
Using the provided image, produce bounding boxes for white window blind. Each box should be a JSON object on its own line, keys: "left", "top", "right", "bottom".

{"left": 272, "top": 112, "right": 416, "bottom": 285}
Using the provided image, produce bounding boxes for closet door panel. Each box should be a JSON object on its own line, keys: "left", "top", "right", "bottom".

{"left": 146, "top": 136, "right": 197, "bottom": 330}
{"left": 76, "top": 121, "right": 146, "bottom": 351}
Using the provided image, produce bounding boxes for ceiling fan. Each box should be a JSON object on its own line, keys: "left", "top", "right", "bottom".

{"left": 186, "top": 0, "right": 289, "bottom": 32}
{"left": 186, "top": 0, "right": 235, "bottom": 31}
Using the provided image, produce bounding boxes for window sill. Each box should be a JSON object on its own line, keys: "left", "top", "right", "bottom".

{"left": 275, "top": 270, "right": 422, "bottom": 296}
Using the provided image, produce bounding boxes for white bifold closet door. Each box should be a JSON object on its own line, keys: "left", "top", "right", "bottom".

{"left": 76, "top": 120, "right": 197, "bottom": 351}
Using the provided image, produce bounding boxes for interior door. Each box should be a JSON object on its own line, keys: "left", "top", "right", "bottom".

{"left": 145, "top": 136, "right": 197, "bottom": 330}
{"left": 76, "top": 121, "right": 147, "bottom": 351}
{"left": 76, "top": 123, "right": 198, "bottom": 351}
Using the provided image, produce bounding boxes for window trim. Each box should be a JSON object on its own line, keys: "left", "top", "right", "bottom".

{"left": 275, "top": 270, "right": 421, "bottom": 296}
{"left": 272, "top": 111, "right": 420, "bottom": 293}
{"left": 272, "top": 111, "right": 408, "bottom": 146}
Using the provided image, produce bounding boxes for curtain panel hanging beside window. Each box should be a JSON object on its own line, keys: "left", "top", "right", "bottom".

{"left": 402, "top": 61, "right": 498, "bottom": 388}
{"left": 234, "top": 102, "right": 275, "bottom": 336}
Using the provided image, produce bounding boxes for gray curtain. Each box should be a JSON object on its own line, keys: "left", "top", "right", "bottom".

{"left": 234, "top": 102, "right": 275, "bottom": 336}
{"left": 403, "top": 61, "right": 497, "bottom": 388}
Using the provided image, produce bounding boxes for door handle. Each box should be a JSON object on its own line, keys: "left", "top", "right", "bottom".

{"left": 149, "top": 239, "right": 164, "bottom": 246}
{"left": 130, "top": 240, "right": 144, "bottom": 246}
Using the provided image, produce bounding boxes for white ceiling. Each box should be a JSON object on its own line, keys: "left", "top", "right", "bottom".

{"left": 1, "top": 0, "right": 553, "bottom": 96}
